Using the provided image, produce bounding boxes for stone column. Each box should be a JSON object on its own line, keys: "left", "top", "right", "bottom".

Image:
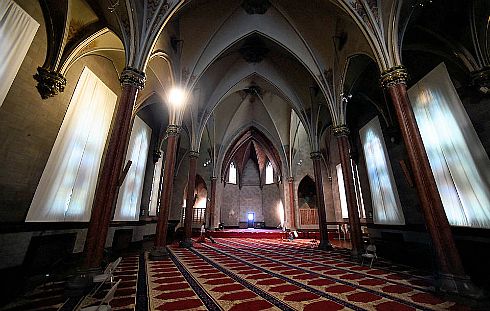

{"left": 150, "top": 125, "right": 180, "bottom": 259}
{"left": 381, "top": 66, "right": 477, "bottom": 295}
{"left": 333, "top": 126, "right": 363, "bottom": 258}
{"left": 84, "top": 68, "right": 145, "bottom": 269}
{"left": 208, "top": 176, "right": 218, "bottom": 229}
{"left": 310, "top": 152, "right": 332, "bottom": 250}
{"left": 182, "top": 151, "right": 199, "bottom": 247}
{"left": 288, "top": 177, "right": 296, "bottom": 229}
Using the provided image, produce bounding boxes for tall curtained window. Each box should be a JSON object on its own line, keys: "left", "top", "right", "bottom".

{"left": 408, "top": 63, "right": 490, "bottom": 228}
{"left": 148, "top": 154, "right": 163, "bottom": 216}
{"left": 336, "top": 164, "right": 349, "bottom": 218}
{"left": 0, "top": 0, "right": 39, "bottom": 107}
{"left": 336, "top": 162, "right": 365, "bottom": 219}
{"left": 113, "top": 116, "right": 151, "bottom": 221}
{"left": 265, "top": 161, "right": 274, "bottom": 184}
{"left": 26, "top": 67, "right": 117, "bottom": 222}
{"left": 228, "top": 162, "right": 237, "bottom": 184}
{"left": 360, "top": 116, "right": 405, "bottom": 225}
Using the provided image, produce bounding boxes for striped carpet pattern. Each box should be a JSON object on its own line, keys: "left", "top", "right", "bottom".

{"left": 147, "top": 239, "right": 469, "bottom": 311}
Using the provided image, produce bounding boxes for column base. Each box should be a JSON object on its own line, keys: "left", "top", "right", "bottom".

{"left": 350, "top": 250, "right": 362, "bottom": 261}
{"left": 149, "top": 246, "right": 169, "bottom": 260}
{"left": 437, "top": 273, "right": 484, "bottom": 299}
{"left": 318, "top": 241, "right": 334, "bottom": 251}
{"left": 179, "top": 239, "right": 193, "bottom": 248}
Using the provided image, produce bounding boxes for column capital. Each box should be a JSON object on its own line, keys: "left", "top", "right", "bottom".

{"left": 120, "top": 67, "right": 146, "bottom": 90}
{"left": 189, "top": 151, "right": 200, "bottom": 159}
{"left": 380, "top": 65, "right": 408, "bottom": 88}
{"left": 333, "top": 125, "right": 350, "bottom": 137}
{"left": 211, "top": 176, "right": 218, "bottom": 181}
{"left": 471, "top": 66, "right": 490, "bottom": 91}
{"left": 33, "top": 67, "right": 67, "bottom": 99}
{"left": 310, "top": 151, "right": 322, "bottom": 160}
{"left": 166, "top": 124, "right": 181, "bottom": 136}
{"left": 287, "top": 177, "right": 294, "bottom": 183}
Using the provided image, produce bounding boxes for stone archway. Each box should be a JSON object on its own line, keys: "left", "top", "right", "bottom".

{"left": 297, "top": 175, "right": 318, "bottom": 226}
{"left": 182, "top": 174, "right": 208, "bottom": 227}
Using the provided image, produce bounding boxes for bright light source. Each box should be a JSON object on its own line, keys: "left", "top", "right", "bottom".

{"left": 247, "top": 213, "right": 254, "bottom": 221}
{"left": 167, "top": 87, "right": 186, "bottom": 108}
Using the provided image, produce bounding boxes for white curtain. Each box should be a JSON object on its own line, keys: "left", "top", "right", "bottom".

{"left": 0, "top": 0, "right": 39, "bottom": 107}
{"left": 27, "top": 67, "right": 117, "bottom": 222}
{"left": 148, "top": 155, "right": 163, "bottom": 216}
{"left": 113, "top": 116, "right": 151, "bottom": 221}
{"left": 337, "top": 162, "right": 366, "bottom": 219}
{"left": 360, "top": 116, "right": 405, "bottom": 225}
{"left": 408, "top": 63, "right": 490, "bottom": 228}
{"left": 336, "top": 164, "right": 349, "bottom": 218}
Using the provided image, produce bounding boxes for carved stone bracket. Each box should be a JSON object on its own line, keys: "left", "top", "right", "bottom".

{"left": 189, "top": 151, "right": 200, "bottom": 159}
{"left": 310, "top": 151, "right": 322, "bottom": 160}
{"left": 241, "top": 0, "right": 271, "bottom": 14}
{"left": 120, "top": 67, "right": 146, "bottom": 90}
{"left": 33, "top": 67, "right": 67, "bottom": 99}
{"left": 380, "top": 65, "right": 409, "bottom": 88}
{"left": 332, "top": 125, "right": 350, "bottom": 137}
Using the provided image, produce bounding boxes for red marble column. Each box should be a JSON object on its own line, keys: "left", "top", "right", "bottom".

{"left": 310, "top": 152, "right": 332, "bottom": 250}
{"left": 150, "top": 125, "right": 180, "bottom": 259}
{"left": 288, "top": 177, "right": 296, "bottom": 229}
{"left": 333, "top": 126, "right": 363, "bottom": 258}
{"left": 182, "top": 152, "right": 199, "bottom": 247}
{"left": 84, "top": 68, "right": 145, "bottom": 269}
{"left": 381, "top": 66, "right": 476, "bottom": 295}
{"left": 208, "top": 177, "right": 217, "bottom": 229}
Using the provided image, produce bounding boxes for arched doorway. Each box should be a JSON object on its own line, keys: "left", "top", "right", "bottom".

{"left": 298, "top": 175, "right": 318, "bottom": 226}
{"left": 182, "top": 174, "right": 208, "bottom": 227}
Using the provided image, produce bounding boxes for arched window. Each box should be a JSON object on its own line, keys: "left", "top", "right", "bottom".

{"left": 228, "top": 162, "right": 237, "bottom": 184}
{"left": 265, "top": 161, "right": 274, "bottom": 184}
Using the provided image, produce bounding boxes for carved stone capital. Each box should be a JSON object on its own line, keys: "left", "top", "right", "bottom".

{"left": 33, "top": 67, "right": 66, "bottom": 99}
{"left": 332, "top": 125, "right": 350, "bottom": 137}
{"left": 310, "top": 151, "right": 322, "bottom": 160}
{"left": 287, "top": 177, "right": 294, "bottom": 183}
{"left": 189, "top": 151, "right": 200, "bottom": 159}
{"left": 471, "top": 67, "right": 490, "bottom": 92}
{"left": 380, "top": 65, "right": 409, "bottom": 88}
{"left": 120, "top": 67, "right": 146, "bottom": 90}
{"left": 166, "top": 124, "right": 181, "bottom": 136}
{"left": 211, "top": 176, "right": 218, "bottom": 181}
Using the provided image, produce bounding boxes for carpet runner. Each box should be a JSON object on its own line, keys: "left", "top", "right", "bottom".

{"left": 146, "top": 239, "right": 471, "bottom": 311}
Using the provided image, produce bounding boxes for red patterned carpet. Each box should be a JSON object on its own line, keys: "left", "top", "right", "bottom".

{"left": 147, "top": 239, "right": 473, "bottom": 311}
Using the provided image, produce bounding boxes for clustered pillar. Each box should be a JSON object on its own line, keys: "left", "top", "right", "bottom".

{"left": 182, "top": 151, "right": 199, "bottom": 247}
{"left": 84, "top": 68, "right": 145, "bottom": 269}
{"left": 333, "top": 126, "right": 363, "bottom": 258}
{"left": 288, "top": 177, "right": 295, "bottom": 229}
{"left": 208, "top": 176, "right": 218, "bottom": 229}
{"left": 150, "top": 125, "right": 181, "bottom": 259}
{"left": 381, "top": 66, "right": 476, "bottom": 295}
{"left": 310, "top": 152, "right": 332, "bottom": 250}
